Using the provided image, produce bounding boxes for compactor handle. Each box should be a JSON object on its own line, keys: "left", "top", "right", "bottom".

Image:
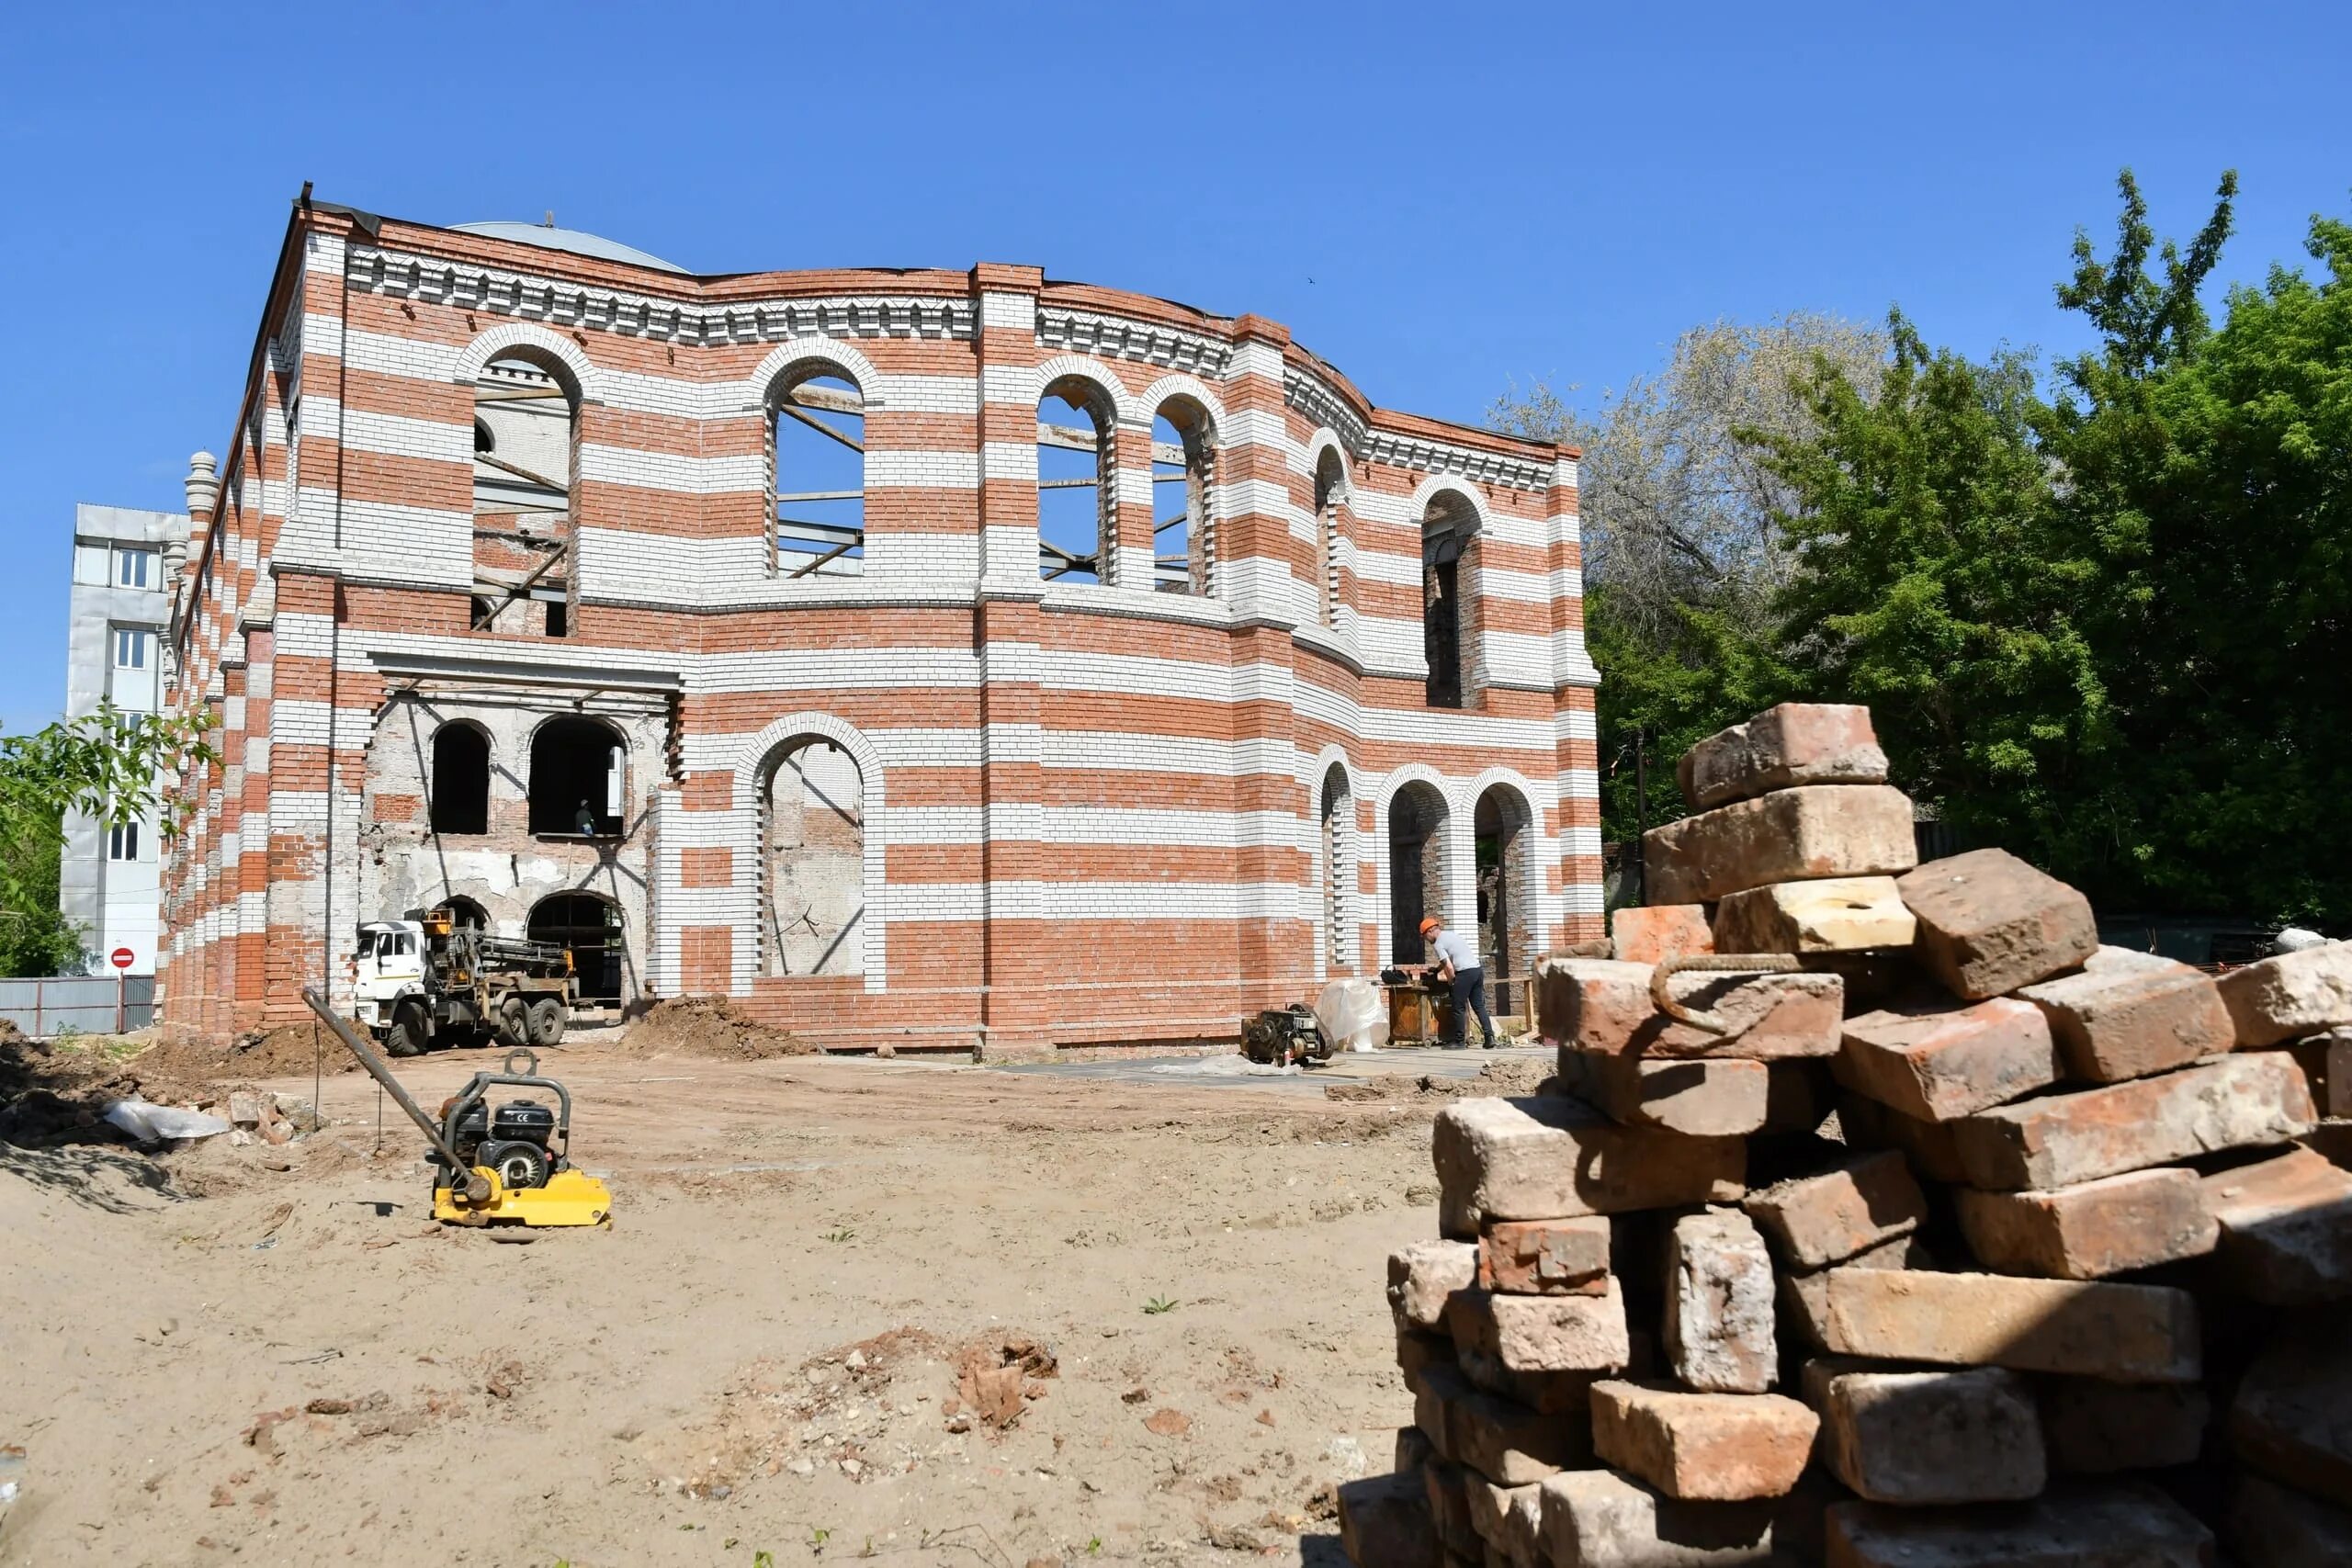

{"left": 300, "top": 987, "right": 490, "bottom": 1203}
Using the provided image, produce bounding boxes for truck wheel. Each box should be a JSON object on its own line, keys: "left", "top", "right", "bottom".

{"left": 497, "top": 996, "right": 531, "bottom": 1049}
{"left": 527, "top": 997, "right": 567, "bottom": 1048}
{"left": 386, "top": 1000, "right": 429, "bottom": 1058}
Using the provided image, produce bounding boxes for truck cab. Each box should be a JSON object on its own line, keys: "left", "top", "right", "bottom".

{"left": 354, "top": 919, "right": 427, "bottom": 1031}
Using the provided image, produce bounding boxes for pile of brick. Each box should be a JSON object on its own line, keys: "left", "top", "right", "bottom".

{"left": 1340, "top": 704, "right": 2352, "bottom": 1567}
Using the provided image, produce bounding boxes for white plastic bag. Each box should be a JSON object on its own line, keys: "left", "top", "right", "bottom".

{"left": 1315, "top": 977, "right": 1388, "bottom": 1053}
{"left": 103, "top": 1099, "right": 232, "bottom": 1145}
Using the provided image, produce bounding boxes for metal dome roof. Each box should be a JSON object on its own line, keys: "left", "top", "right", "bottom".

{"left": 452, "top": 220, "right": 686, "bottom": 274}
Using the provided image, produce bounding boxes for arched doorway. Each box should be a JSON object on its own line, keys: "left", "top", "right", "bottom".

{"left": 528, "top": 892, "right": 624, "bottom": 1005}
{"left": 529, "top": 716, "right": 624, "bottom": 837}
{"left": 1475, "top": 784, "right": 1537, "bottom": 1016}
{"left": 1388, "top": 781, "right": 1451, "bottom": 965}
{"left": 437, "top": 897, "right": 489, "bottom": 931}
{"left": 764, "top": 739, "right": 865, "bottom": 976}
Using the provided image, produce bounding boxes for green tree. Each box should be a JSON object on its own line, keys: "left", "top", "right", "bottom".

{"left": 0, "top": 705, "right": 214, "bottom": 976}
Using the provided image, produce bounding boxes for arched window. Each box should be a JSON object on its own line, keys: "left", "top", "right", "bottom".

{"left": 770, "top": 367, "right": 866, "bottom": 579}
{"left": 1150, "top": 397, "right": 1216, "bottom": 596}
{"left": 528, "top": 892, "right": 624, "bottom": 1005}
{"left": 1475, "top": 784, "right": 1536, "bottom": 1016}
{"left": 1312, "top": 448, "right": 1347, "bottom": 626}
{"left": 1037, "top": 378, "right": 1114, "bottom": 584}
{"left": 471, "top": 351, "right": 577, "bottom": 637}
{"left": 763, "top": 739, "right": 865, "bottom": 976}
{"left": 1321, "top": 763, "right": 1354, "bottom": 971}
{"left": 1389, "top": 782, "right": 1451, "bottom": 965}
{"left": 437, "top": 897, "right": 489, "bottom": 931}
{"left": 528, "top": 716, "right": 624, "bottom": 837}
{"left": 1421, "top": 492, "right": 1477, "bottom": 708}
{"left": 428, "top": 723, "right": 490, "bottom": 835}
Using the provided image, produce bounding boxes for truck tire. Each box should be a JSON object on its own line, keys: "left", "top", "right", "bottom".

{"left": 527, "top": 997, "right": 567, "bottom": 1048}
{"left": 386, "top": 1000, "right": 429, "bottom": 1058}
{"left": 497, "top": 996, "right": 531, "bottom": 1049}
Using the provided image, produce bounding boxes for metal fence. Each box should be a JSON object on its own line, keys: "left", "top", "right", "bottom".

{"left": 0, "top": 974, "right": 154, "bottom": 1037}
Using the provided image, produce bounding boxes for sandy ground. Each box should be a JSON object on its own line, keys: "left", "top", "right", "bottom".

{"left": 0, "top": 1040, "right": 1528, "bottom": 1568}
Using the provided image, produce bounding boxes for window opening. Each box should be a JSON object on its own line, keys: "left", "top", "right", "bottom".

{"left": 763, "top": 739, "right": 866, "bottom": 977}
{"left": 1321, "top": 764, "right": 1353, "bottom": 970}
{"left": 471, "top": 353, "right": 574, "bottom": 635}
{"left": 1036, "top": 378, "right": 1113, "bottom": 584}
{"left": 429, "top": 724, "right": 491, "bottom": 835}
{"left": 1475, "top": 785, "right": 1535, "bottom": 1016}
{"left": 1150, "top": 399, "right": 1214, "bottom": 595}
{"left": 1313, "top": 450, "right": 1346, "bottom": 626}
{"left": 1422, "top": 494, "right": 1475, "bottom": 709}
{"left": 771, "top": 371, "right": 866, "bottom": 579}
{"left": 528, "top": 716, "right": 625, "bottom": 837}
{"left": 108, "top": 821, "right": 141, "bottom": 861}
{"left": 116, "top": 548, "right": 155, "bottom": 589}
{"left": 114, "top": 627, "right": 150, "bottom": 669}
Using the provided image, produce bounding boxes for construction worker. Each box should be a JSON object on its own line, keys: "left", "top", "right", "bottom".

{"left": 1419, "top": 913, "right": 1497, "bottom": 1051}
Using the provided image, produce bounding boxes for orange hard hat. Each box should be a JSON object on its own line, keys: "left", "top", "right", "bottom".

{"left": 1419, "top": 916, "right": 1441, "bottom": 935}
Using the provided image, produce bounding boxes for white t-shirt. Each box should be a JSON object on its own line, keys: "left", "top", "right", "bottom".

{"left": 1429, "top": 929, "right": 1479, "bottom": 972}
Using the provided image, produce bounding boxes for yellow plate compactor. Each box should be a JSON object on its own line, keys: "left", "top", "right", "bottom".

{"left": 303, "top": 987, "right": 613, "bottom": 1227}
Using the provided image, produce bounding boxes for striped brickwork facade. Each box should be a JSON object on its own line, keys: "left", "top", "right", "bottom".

{"left": 158, "top": 205, "right": 1600, "bottom": 1054}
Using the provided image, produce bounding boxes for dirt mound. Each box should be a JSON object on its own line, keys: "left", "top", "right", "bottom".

{"left": 615, "top": 996, "right": 815, "bottom": 1060}
{"left": 127, "top": 1023, "right": 360, "bottom": 1090}
{"left": 1324, "top": 1054, "right": 1556, "bottom": 1103}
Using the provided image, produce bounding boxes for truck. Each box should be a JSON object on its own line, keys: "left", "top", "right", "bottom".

{"left": 352, "top": 906, "right": 577, "bottom": 1056}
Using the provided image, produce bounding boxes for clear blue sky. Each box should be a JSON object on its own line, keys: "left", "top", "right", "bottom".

{"left": 4, "top": 1, "right": 2346, "bottom": 732}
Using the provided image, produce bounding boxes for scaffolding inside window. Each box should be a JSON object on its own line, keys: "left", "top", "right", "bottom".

{"left": 773, "top": 375, "right": 865, "bottom": 579}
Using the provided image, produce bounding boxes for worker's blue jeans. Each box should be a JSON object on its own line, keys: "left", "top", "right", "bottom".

{"left": 1445, "top": 966, "right": 1497, "bottom": 1047}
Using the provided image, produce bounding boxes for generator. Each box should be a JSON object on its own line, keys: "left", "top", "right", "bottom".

{"left": 1241, "top": 1004, "right": 1330, "bottom": 1067}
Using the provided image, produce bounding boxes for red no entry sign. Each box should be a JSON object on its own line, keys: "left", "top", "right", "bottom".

{"left": 110, "top": 947, "right": 134, "bottom": 970}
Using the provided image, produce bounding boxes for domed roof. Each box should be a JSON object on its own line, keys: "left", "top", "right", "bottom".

{"left": 452, "top": 220, "right": 686, "bottom": 275}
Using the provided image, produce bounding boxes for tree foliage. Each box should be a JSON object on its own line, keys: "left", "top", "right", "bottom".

{"left": 0, "top": 705, "right": 214, "bottom": 976}
{"left": 1509, "top": 171, "right": 2352, "bottom": 922}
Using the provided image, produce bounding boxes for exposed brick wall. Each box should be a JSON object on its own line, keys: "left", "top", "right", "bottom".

{"left": 156, "top": 207, "right": 1600, "bottom": 1049}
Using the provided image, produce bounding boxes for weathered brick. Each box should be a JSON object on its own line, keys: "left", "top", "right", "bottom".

{"left": 1645, "top": 784, "right": 1917, "bottom": 906}
{"left": 2039, "top": 1379, "right": 2208, "bottom": 1473}
{"left": 1836, "top": 996, "right": 2061, "bottom": 1122}
{"left": 1479, "top": 1216, "right": 1611, "bottom": 1296}
{"left": 2200, "top": 1145, "right": 2352, "bottom": 1304}
{"left": 2232, "top": 1323, "right": 2352, "bottom": 1506}
{"left": 1712, "top": 876, "right": 1916, "bottom": 955}
{"left": 2229, "top": 1475, "right": 2352, "bottom": 1568}
{"left": 1537, "top": 1469, "right": 1779, "bottom": 1566}
{"left": 2018, "top": 945, "right": 2234, "bottom": 1083}
{"left": 1779, "top": 1235, "right": 1934, "bottom": 1350}
{"left": 1557, "top": 1052, "right": 1770, "bottom": 1136}
{"left": 1397, "top": 1329, "right": 1454, "bottom": 1394}
{"left": 1397, "top": 1423, "right": 1436, "bottom": 1474}
{"left": 1390, "top": 1241, "right": 1479, "bottom": 1329}
{"left": 1743, "top": 1152, "right": 1927, "bottom": 1270}
{"left": 1837, "top": 1092, "right": 1971, "bottom": 1182}
{"left": 1951, "top": 1168, "right": 2218, "bottom": 1280}
{"left": 1895, "top": 848, "right": 2098, "bottom": 1000}
{"left": 1541, "top": 957, "right": 1843, "bottom": 1060}
{"left": 1464, "top": 1474, "right": 1544, "bottom": 1568}
{"left": 1337, "top": 1471, "right": 1441, "bottom": 1568}
{"left": 1422, "top": 1459, "right": 1479, "bottom": 1559}
{"left": 1415, "top": 1361, "right": 1472, "bottom": 1461}
{"left": 1589, "top": 1382, "right": 1817, "bottom": 1502}
{"left": 1825, "top": 1482, "right": 2215, "bottom": 1568}
{"left": 1446, "top": 1282, "right": 1631, "bottom": 1375}
{"left": 1678, "top": 703, "right": 1888, "bottom": 810}
{"left": 2288, "top": 1027, "right": 2352, "bottom": 1119}
{"left": 1665, "top": 1210, "right": 1778, "bottom": 1393}
{"left": 1804, "top": 1360, "right": 2043, "bottom": 1505}
{"left": 1431, "top": 1096, "right": 1744, "bottom": 1227}
{"left": 1611, "top": 904, "right": 1713, "bottom": 965}
{"left": 1808, "top": 1268, "right": 2201, "bottom": 1382}
{"left": 2217, "top": 940, "right": 2352, "bottom": 1047}
{"left": 1423, "top": 1367, "right": 1592, "bottom": 1484}
{"left": 1951, "top": 1053, "right": 2317, "bottom": 1190}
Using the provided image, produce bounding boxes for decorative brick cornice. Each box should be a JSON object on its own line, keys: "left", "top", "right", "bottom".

{"left": 346, "top": 246, "right": 975, "bottom": 345}
{"left": 1036, "top": 307, "right": 1230, "bottom": 378}
{"left": 1283, "top": 367, "right": 1551, "bottom": 494}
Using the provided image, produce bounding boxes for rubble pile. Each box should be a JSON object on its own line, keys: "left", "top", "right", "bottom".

{"left": 1340, "top": 703, "right": 2352, "bottom": 1567}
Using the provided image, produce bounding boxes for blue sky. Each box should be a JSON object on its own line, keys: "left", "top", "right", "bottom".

{"left": 3, "top": 1, "right": 2346, "bottom": 731}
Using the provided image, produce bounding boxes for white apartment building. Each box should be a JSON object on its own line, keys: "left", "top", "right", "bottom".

{"left": 60, "top": 498, "right": 191, "bottom": 975}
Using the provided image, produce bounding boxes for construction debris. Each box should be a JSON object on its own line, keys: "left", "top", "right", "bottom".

{"left": 1340, "top": 701, "right": 2352, "bottom": 1568}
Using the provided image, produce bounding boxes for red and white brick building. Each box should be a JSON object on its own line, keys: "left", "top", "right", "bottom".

{"left": 158, "top": 198, "right": 1600, "bottom": 1054}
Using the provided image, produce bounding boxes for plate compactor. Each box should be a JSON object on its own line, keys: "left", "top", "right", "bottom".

{"left": 302, "top": 987, "right": 613, "bottom": 1227}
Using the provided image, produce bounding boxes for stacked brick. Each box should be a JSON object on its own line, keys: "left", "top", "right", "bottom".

{"left": 1341, "top": 703, "right": 2352, "bottom": 1567}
